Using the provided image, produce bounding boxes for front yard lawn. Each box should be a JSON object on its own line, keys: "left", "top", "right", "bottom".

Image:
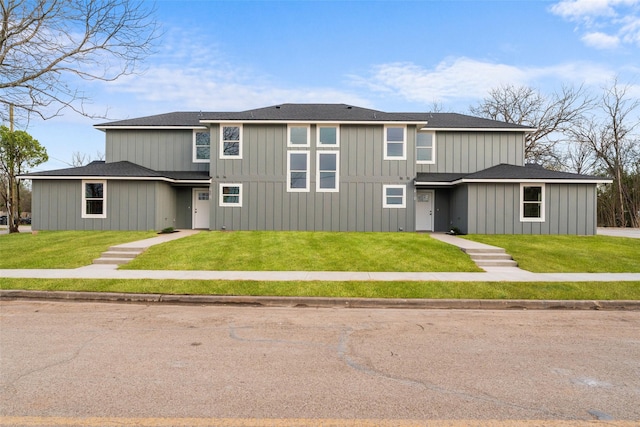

{"left": 122, "top": 231, "right": 482, "bottom": 272}
{"left": 463, "top": 234, "right": 640, "bottom": 273}
{"left": 0, "top": 231, "right": 157, "bottom": 269}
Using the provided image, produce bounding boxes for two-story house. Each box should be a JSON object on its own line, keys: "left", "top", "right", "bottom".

{"left": 23, "top": 104, "right": 610, "bottom": 234}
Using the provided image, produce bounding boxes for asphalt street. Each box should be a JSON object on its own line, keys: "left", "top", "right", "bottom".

{"left": 1, "top": 300, "right": 639, "bottom": 426}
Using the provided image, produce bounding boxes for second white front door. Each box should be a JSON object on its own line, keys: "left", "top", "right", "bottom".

{"left": 415, "top": 190, "right": 434, "bottom": 231}
{"left": 193, "top": 189, "right": 210, "bottom": 229}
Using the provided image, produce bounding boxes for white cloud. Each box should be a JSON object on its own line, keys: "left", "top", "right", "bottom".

{"left": 582, "top": 31, "right": 621, "bottom": 48}
{"left": 349, "top": 58, "right": 616, "bottom": 107}
{"left": 550, "top": 0, "right": 640, "bottom": 48}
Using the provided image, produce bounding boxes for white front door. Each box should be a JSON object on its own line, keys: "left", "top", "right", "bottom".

{"left": 193, "top": 188, "right": 210, "bottom": 229}
{"left": 415, "top": 190, "right": 434, "bottom": 231}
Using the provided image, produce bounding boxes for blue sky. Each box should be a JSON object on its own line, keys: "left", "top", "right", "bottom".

{"left": 20, "top": 0, "right": 640, "bottom": 171}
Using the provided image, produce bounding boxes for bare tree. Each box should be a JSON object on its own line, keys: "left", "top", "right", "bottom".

{"left": 71, "top": 150, "right": 105, "bottom": 166}
{"left": 571, "top": 79, "right": 640, "bottom": 227}
{"left": 470, "top": 84, "right": 593, "bottom": 166}
{"left": 0, "top": 0, "right": 160, "bottom": 122}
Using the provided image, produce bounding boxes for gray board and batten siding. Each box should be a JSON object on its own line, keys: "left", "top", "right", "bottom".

{"left": 31, "top": 180, "right": 177, "bottom": 231}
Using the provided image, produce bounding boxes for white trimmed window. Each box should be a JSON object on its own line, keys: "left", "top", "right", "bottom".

{"left": 416, "top": 131, "right": 435, "bottom": 164}
{"left": 193, "top": 130, "right": 210, "bottom": 162}
{"left": 219, "top": 183, "right": 242, "bottom": 207}
{"left": 82, "top": 180, "right": 107, "bottom": 218}
{"left": 220, "top": 125, "right": 242, "bottom": 159}
{"left": 317, "top": 125, "right": 339, "bottom": 147}
{"left": 520, "top": 184, "right": 545, "bottom": 222}
{"left": 384, "top": 125, "right": 406, "bottom": 160}
{"left": 383, "top": 185, "right": 406, "bottom": 208}
{"left": 287, "top": 151, "right": 309, "bottom": 192}
{"left": 288, "top": 125, "right": 310, "bottom": 147}
{"left": 317, "top": 151, "right": 339, "bottom": 192}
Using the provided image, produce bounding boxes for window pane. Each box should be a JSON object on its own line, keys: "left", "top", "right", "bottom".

{"left": 290, "top": 172, "right": 307, "bottom": 188}
{"left": 319, "top": 153, "right": 336, "bottom": 171}
{"left": 196, "top": 146, "right": 210, "bottom": 160}
{"left": 386, "top": 142, "right": 403, "bottom": 157}
{"left": 416, "top": 133, "right": 432, "bottom": 147}
{"left": 86, "top": 200, "right": 103, "bottom": 215}
{"left": 290, "top": 127, "right": 307, "bottom": 145}
{"left": 223, "top": 142, "right": 239, "bottom": 156}
{"left": 223, "top": 186, "right": 240, "bottom": 195}
{"left": 417, "top": 148, "right": 432, "bottom": 162}
{"left": 198, "top": 192, "right": 209, "bottom": 200}
{"left": 85, "top": 183, "right": 103, "bottom": 198}
{"left": 523, "top": 187, "right": 542, "bottom": 202}
{"left": 196, "top": 132, "right": 210, "bottom": 146}
{"left": 223, "top": 126, "right": 239, "bottom": 141}
{"left": 386, "top": 196, "right": 403, "bottom": 205}
{"left": 319, "top": 172, "right": 336, "bottom": 189}
{"left": 386, "top": 187, "right": 404, "bottom": 197}
{"left": 290, "top": 153, "right": 307, "bottom": 170}
{"left": 319, "top": 127, "right": 337, "bottom": 145}
{"left": 223, "top": 195, "right": 239, "bottom": 204}
{"left": 386, "top": 127, "right": 404, "bottom": 142}
{"left": 523, "top": 203, "right": 541, "bottom": 218}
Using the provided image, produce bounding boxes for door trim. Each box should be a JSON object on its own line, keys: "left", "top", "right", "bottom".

{"left": 192, "top": 188, "right": 211, "bottom": 229}
{"left": 415, "top": 189, "right": 435, "bottom": 232}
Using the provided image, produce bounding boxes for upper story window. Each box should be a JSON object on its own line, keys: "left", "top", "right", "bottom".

{"left": 288, "top": 125, "right": 310, "bottom": 147}
{"left": 82, "top": 180, "right": 107, "bottom": 218}
{"left": 416, "top": 131, "right": 435, "bottom": 164}
{"left": 317, "top": 151, "right": 339, "bottom": 192}
{"left": 317, "top": 125, "right": 339, "bottom": 147}
{"left": 287, "top": 151, "right": 309, "bottom": 192}
{"left": 220, "top": 125, "right": 242, "bottom": 159}
{"left": 383, "top": 184, "right": 406, "bottom": 208}
{"left": 384, "top": 125, "right": 406, "bottom": 160}
{"left": 520, "top": 184, "right": 545, "bottom": 222}
{"left": 193, "top": 130, "right": 210, "bottom": 162}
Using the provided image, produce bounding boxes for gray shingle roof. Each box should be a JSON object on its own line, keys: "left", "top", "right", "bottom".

{"left": 416, "top": 164, "right": 609, "bottom": 184}
{"left": 22, "top": 161, "right": 210, "bottom": 182}
{"left": 95, "top": 104, "right": 533, "bottom": 130}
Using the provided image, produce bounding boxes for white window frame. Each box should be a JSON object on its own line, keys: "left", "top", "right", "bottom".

{"left": 193, "top": 129, "right": 211, "bottom": 163}
{"left": 287, "top": 124, "right": 310, "bottom": 147}
{"left": 81, "top": 180, "right": 107, "bottom": 219}
{"left": 219, "top": 124, "right": 243, "bottom": 159}
{"left": 316, "top": 151, "right": 339, "bottom": 192}
{"left": 317, "top": 125, "right": 340, "bottom": 147}
{"left": 383, "top": 125, "right": 406, "bottom": 160}
{"left": 287, "top": 150, "right": 310, "bottom": 192}
{"left": 383, "top": 184, "right": 406, "bottom": 208}
{"left": 520, "top": 183, "right": 545, "bottom": 222}
{"left": 219, "top": 183, "right": 243, "bottom": 207}
{"left": 416, "top": 131, "right": 436, "bottom": 164}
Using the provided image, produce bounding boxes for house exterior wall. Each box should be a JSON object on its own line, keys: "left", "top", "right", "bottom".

{"left": 31, "top": 179, "right": 175, "bottom": 231}
{"left": 449, "top": 186, "right": 469, "bottom": 234}
{"left": 209, "top": 123, "right": 413, "bottom": 231}
{"left": 465, "top": 183, "right": 597, "bottom": 235}
{"left": 416, "top": 131, "right": 525, "bottom": 174}
{"left": 105, "top": 129, "right": 209, "bottom": 172}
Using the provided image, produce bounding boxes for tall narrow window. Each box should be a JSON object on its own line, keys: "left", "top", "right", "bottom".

{"left": 383, "top": 185, "right": 406, "bottom": 208}
{"left": 416, "top": 131, "right": 435, "bottom": 164}
{"left": 520, "top": 184, "right": 545, "bottom": 222}
{"left": 219, "top": 183, "right": 242, "bottom": 207}
{"left": 220, "top": 125, "right": 242, "bottom": 158}
{"left": 287, "top": 151, "right": 309, "bottom": 192}
{"left": 193, "top": 130, "right": 210, "bottom": 162}
{"left": 384, "top": 125, "right": 406, "bottom": 160}
{"left": 317, "top": 125, "right": 339, "bottom": 147}
{"left": 82, "top": 180, "right": 107, "bottom": 218}
{"left": 288, "top": 125, "right": 310, "bottom": 147}
{"left": 317, "top": 151, "right": 339, "bottom": 192}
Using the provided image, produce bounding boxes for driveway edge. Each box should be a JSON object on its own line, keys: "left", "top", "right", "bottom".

{"left": 1, "top": 290, "right": 639, "bottom": 310}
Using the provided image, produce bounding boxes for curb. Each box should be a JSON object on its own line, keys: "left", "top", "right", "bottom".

{"left": 2, "top": 290, "right": 640, "bottom": 310}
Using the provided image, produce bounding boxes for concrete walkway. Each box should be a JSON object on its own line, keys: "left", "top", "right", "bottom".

{"left": 1, "top": 230, "right": 639, "bottom": 282}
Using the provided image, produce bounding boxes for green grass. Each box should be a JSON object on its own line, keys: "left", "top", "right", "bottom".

{"left": 463, "top": 234, "right": 640, "bottom": 273}
{"left": 121, "top": 231, "right": 482, "bottom": 272}
{"left": 2, "top": 278, "right": 639, "bottom": 300}
{"left": 0, "top": 231, "right": 157, "bottom": 268}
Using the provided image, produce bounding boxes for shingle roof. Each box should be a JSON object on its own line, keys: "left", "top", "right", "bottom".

{"left": 95, "top": 104, "right": 533, "bottom": 130}
{"left": 21, "top": 161, "right": 210, "bottom": 182}
{"left": 416, "top": 164, "right": 610, "bottom": 184}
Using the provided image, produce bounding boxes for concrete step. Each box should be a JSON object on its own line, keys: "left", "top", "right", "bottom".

{"left": 108, "top": 246, "right": 144, "bottom": 252}
{"left": 93, "top": 257, "right": 133, "bottom": 265}
{"left": 101, "top": 251, "right": 140, "bottom": 259}
{"left": 469, "top": 253, "right": 514, "bottom": 261}
{"left": 463, "top": 248, "right": 508, "bottom": 255}
{"left": 475, "top": 259, "right": 519, "bottom": 267}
